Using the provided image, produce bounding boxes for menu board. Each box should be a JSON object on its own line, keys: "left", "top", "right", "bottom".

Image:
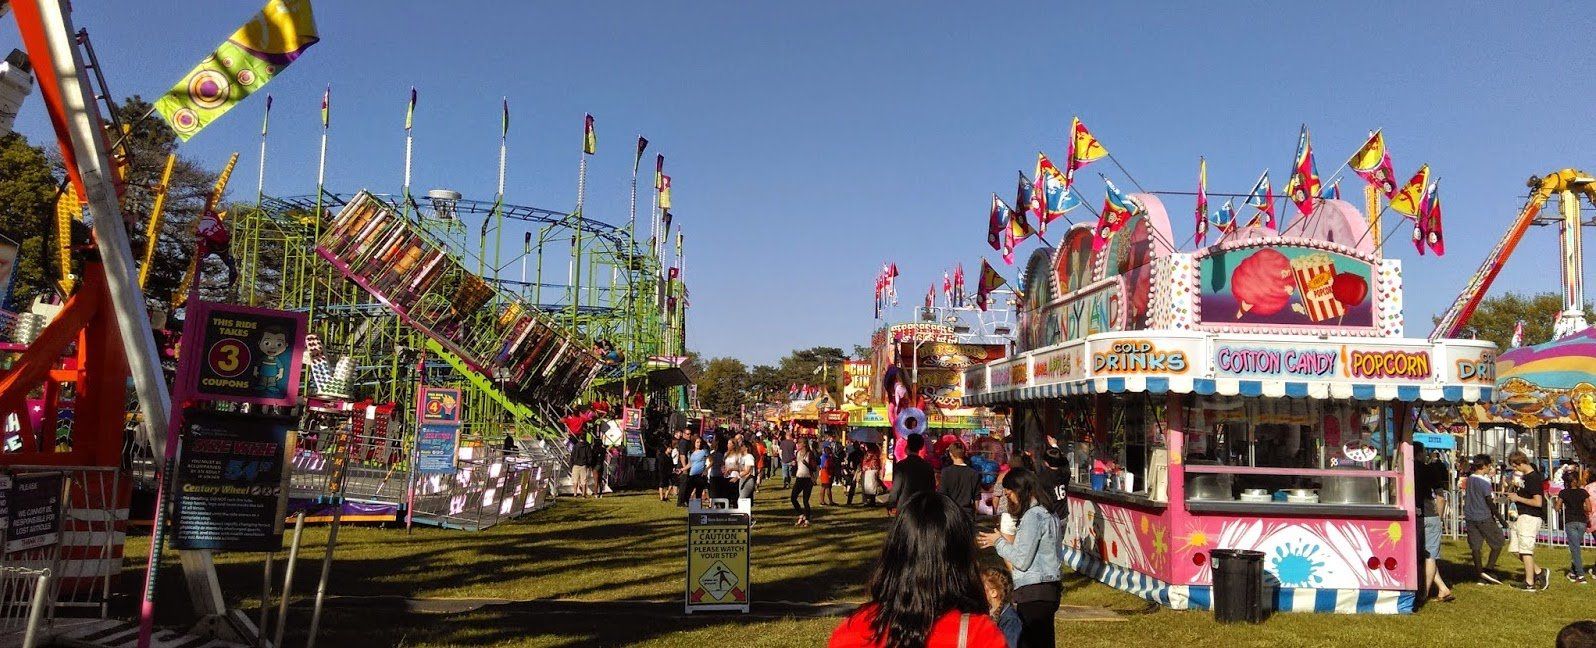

{"left": 4, "top": 473, "right": 63, "bottom": 553}
{"left": 171, "top": 411, "right": 294, "bottom": 551}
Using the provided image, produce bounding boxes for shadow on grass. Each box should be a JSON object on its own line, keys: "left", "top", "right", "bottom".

{"left": 111, "top": 488, "right": 894, "bottom": 646}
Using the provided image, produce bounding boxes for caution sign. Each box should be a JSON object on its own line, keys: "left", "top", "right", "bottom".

{"left": 685, "top": 507, "right": 750, "bottom": 613}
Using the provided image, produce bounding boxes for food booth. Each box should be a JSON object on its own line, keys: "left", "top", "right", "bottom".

{"left": 962, "top": 203, "right": 1495, "bottom": 615}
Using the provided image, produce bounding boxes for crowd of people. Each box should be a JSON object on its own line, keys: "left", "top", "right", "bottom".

{"left": 1413, "top": 445, "right": 1594, "bottom": 604}
{"left": 653, "top": 426, "right": 899, "bottom": 526}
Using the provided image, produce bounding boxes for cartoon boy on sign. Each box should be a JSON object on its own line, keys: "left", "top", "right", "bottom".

{"left": 254, "top": 325, "right": 291, "bottom": 399}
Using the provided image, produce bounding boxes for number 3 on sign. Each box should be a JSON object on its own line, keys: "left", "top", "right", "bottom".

{"left": 208, "top": 339, "right": 251, "bottom": 378}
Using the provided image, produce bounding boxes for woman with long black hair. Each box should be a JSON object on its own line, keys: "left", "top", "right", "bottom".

{"left": 978, "top": 467, "right": 1062, "bottom": 648}
{"left": 791, "top": 440, "right": 818, "bottom": 526}
{"left": 708, "top": 433, "right": 733, "bottom": 501}
{"left": 829, "top": 492, "right": 1007, "bottom": 648}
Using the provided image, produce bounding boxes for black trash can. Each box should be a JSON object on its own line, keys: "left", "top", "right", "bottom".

{"left": 1211, "top": 548, "right": 1267, "bottom": 623}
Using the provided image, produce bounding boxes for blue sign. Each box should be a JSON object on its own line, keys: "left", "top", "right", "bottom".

{"left": 416, "top": 424, "right": 459, "bottom": 474}
{"left": 1411, "top": 432, "right": 1456, "bottom": 451}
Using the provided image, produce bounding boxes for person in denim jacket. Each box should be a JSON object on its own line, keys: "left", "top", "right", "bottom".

{"left": 979, "top": 468, "right": 1062, "bottom": 648}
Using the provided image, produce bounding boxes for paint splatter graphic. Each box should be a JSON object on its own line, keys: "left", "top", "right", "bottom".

{"left": 1271, "top": 542, "right": 1326, "bottom": 587}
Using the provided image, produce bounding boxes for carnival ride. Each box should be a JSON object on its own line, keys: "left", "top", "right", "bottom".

{"left": 1428, "top": 169, "right": 1596, "bottom": 466}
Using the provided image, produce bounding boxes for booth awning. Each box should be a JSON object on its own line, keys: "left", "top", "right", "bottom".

{"left": 963, "top": 332, "right": 1496, "bottom": 406}
{"left": 966, "top": 376, "right": 1491, "bottom": 405}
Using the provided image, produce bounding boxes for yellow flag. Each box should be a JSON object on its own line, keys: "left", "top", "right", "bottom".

{"left": 155, "top": 0, "right": 319, "bottom": 141}
{"left": 1389, "top": 164, "right": 1429, "bottom": 217}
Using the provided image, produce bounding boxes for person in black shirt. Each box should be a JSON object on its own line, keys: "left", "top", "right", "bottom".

{"left": 1559, "top": 469, "right": 1592, "bottom": 583}
{"left": 1038, "top": 447, "right": 1072, "bottom": 519}
{"left": 1506, "top": 451, "right": 1549, "bottom": 590}
{"left": 844, "top": 442, "right": 866, "bottom": 506}
{"left": 939, "top": 444, "right": 981, "bottom": 513}
{"left": 886, "top": 433, "right": 935, "bottom": 512}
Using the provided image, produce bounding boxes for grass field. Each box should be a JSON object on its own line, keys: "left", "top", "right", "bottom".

{"left": 121, "top": 484, "right": 1595, "bottom": 647}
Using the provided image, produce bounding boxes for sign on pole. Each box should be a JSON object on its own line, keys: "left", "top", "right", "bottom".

{"left": 685, "top": 501, "right": 750, "bottom": 614}
{"left": 171, "top": 411, "right": 294, "bottom": 551}
{"left": 182, "top": 302, "right": 308, "bottom": 407}
{"left": 415, "top": 387, "right": 462, "bottom": 475}
{"left": 3, "top": 473, "right": 64, "bottom": 553}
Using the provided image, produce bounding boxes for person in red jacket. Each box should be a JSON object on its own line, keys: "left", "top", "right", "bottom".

{"left": 829, "top": 492, "right": 1006, "bottom": 648}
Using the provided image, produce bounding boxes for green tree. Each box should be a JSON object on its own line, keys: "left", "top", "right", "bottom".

{"left": 746, "top": 364, "right": 783, "bottom": 402}
{"left": 112, "top": 96, "right": 225, "bottom": 308}
{"left": 696, "top": 357, "right": 748, "bottom": 415}
{"left": 0, "top": 133, "right": 61, "bottom": 306}
{"left": 0, "top": 97, "right": 223, "bottom": 313}
{"left": 1443, "top": 292, "right": 1594, "bottom": 350}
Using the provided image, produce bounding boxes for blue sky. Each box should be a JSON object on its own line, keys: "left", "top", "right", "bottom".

{"left": 8, "top": 1, "right": 1596, "bottom": 364}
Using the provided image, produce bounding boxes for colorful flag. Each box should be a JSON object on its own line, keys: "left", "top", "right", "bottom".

{"left": 1215, "top": 199, "right": 1237, "bottom": 234}
{"left": 320, "top": 84, "right": 329, "bottom": 128}
{"left": 942, "top": 272, "right": 953, "bottom": 300}
{"left": 634, "top": 136, "right": 649, "bottom": 171}
{"left": 659, "top": 174, "right": 673, "bottom": 209}
{"left": 1321, "top": 179, "right": 1341, "bottom": 200}
{"left": 1510, "top": 320, "right": 1525, "bottom": 347}
{"left": 1195, "top": 157, "right": 1208, "bottom": 246}
{"left": 154, "top": 0, "right": 320, "bottom": 141}
{"left": 1016, "top": 171, "right": 1039, "bottom": 222}
{"left": 1008, "top": 201, "right": 1035, "bottom": 243}
{"left": 954, "top": 263, "right": 966, "bottom": 307}
{"left": 260, "top": 94, "right": 273, "bottom": 136}
{"left": 1069, "top": 117, "right": 1109, "bottom": 172}
{"left": 1001, "top": 223, "right": 1016, "bottom": 265}
{"left": 1348, "top": 130, "right": 1398, "bottom": 198}
{"left": 501, "top": 98, "right": 509, "bottom": 138}
{"left": 1244, "top": 170, "right": 1275, "bottom": 228}
{"left": 1415, "top": 180, "right": 1445, "bottom": 256}
{"left": 987, "top": 194, "right": 1008, "bottom": 252}
{"left": 976, "top": 259, "right": 1008, "bottom": 311}
{"left": 1390, "top": 164, "right": 1429, "bottom": 217}
{"left": 1036, "top": 152, "right": 1079, "bottom": 232}
{"left": 583, "top": 113, "right": 597, "bottom": 154}
{"left": 655, "top": 154, "right": 665, "bottom": 190}
{"left": 1285, "top": 125, "right": 1321, "bottom": 217}
{"left": 668, "top": 266, "right": 680, "bottom": 280}
{"left": 1094, "top": 177, "right": 1139, "bottom": 251}
{"left": 661, "top": 210, "right": 673, "bottom": 240}
{"left": 925, "top": 285, "right": 934, "bottom": 311}
{"left": 405, "top": 87, "right": 417, "bottom": 130}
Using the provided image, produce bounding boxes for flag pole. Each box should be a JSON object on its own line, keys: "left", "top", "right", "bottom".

{"left": 403, "top": 87, "right": 416, "bottom": 216}
{"left": 483, "top": 98, "right": 507, "bottom": 281}
{"left": 626, "top": 136, "right": 642, "bottom": 395}
{"left": 256, "top": 94, "right": 271, "bottom": 204}
{"left": 571, "top": 120, "right": 589, "bottom": 332}
{"left": 308, "top": 85, "right": 330, "bottom": 323}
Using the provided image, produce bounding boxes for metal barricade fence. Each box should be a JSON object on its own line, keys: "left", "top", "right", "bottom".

{"left": 409, "top": 442, "right": 565, "bottom": 531}
{"left": 0, "top": 567, "right": 52, "bottom": 648}
{"left": 0, "top": 467, "right": 120, "bottom": 620}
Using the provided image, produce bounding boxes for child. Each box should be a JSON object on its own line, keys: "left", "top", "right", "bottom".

{"left": 980, "top": 566, "right": 1023, "bottom": 648}
{"left": 818, "top": 446, "right": 837, "bottom": 506}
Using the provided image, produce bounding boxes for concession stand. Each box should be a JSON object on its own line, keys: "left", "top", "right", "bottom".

{"left": 961, "top": 201, "right": 1495, "bottom": 615}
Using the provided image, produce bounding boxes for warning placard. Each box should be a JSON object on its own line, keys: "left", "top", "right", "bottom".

{"left": 685, "top": 509, "right": 750, "bottom": 613}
